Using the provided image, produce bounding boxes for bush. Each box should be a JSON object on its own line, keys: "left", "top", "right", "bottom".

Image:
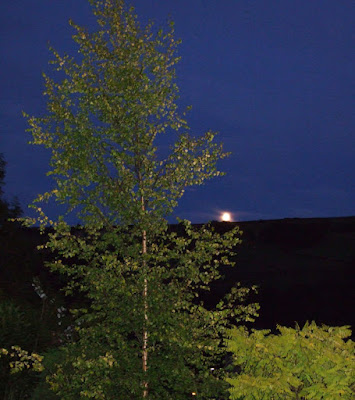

{"left": 225, "top": 321, "right": 355, "bottom": 399}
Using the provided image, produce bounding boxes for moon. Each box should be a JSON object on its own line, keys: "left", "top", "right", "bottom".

{"left": 221, "top": 212, "right": 232, "bottom": 222}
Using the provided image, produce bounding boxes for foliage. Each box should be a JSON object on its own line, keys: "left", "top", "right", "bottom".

{"left": 0, "top": 296, "right": 40, "bottom": 398}
{"left": 0, "top": 300, "right": 37, "bottom": 349}
{"left": 0, "top": 233, "right": 71, "bottom": 397}
{"left": 20, "top": 0, "right": 259, "bottom": 398}
{"left": 0, "top": 344, "right": 43, "bottom": 399}
{"left": 24, "top": 0, "right": 226, "bottom": 229}
{"left": 225, "top": 321, "right": 355, "bottom": 399}
{"left": 33, "top": 219, "right": 258, "bottom": 399}
{"left": 0, "top": 155, "right": 45, "bottom": 398}
{"left": 0, "top": 346, "right": 43, "bottom": 374}
{"left": 31, "top": 348, "right": 63, "bottom": 399}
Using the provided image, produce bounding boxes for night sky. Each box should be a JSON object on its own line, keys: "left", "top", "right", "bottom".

{"left": 1, "top": 0, "right": 354, "bottom": 224}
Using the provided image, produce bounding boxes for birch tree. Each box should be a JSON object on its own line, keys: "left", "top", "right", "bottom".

{"left": 23, "top": 1, "right": 259, "bottom": 398}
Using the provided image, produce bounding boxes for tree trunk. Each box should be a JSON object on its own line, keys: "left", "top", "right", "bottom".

{"left": 141, "top": 197, "right": 148, "bottom": 398}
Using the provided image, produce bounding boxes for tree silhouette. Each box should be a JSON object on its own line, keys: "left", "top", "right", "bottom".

{"left": 0, "top": 153, "right": 22, "bottom": 227}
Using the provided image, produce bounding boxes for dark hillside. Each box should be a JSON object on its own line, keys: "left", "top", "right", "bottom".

{"left": 1, "top": 216, "right": 354, "bottom": 339}
{"left": 207, "top": 216, "right": 355, "bottom": 337}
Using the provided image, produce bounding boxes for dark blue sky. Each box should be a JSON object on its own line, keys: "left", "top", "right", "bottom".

{"left": 1, "top": 0, "right": 354, "bottom": 223}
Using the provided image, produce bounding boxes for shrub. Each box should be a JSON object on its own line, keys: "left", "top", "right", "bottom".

{"left": 225, "top": 321, "right": 355, "bottom": 399}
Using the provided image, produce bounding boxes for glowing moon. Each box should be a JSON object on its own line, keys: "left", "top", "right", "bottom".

{"left": 221, "top": 212, "right": 232, "bottom": 222}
